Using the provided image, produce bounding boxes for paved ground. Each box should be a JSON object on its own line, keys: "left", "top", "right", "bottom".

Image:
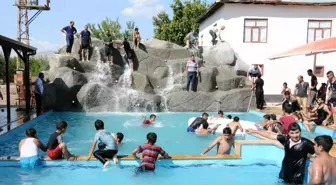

{"left": 0, "top": 84, "right": 19, "bottom": 107}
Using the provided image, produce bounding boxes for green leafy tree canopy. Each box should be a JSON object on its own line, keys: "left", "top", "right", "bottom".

{"left": 87, "top": 17, "right": 136, "bottom": 41}
{"left": 153, "top": 0, "right": 209, "bottom": 46}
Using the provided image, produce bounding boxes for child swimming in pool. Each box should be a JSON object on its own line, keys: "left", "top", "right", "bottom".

{"left": 19, "top": 128, "right": 47, "bottom": 168}
{"left": 196, "top": 121, "right": 220, "bottom": 135}
{"left": 86, "top": 120, "right": 124, "bottom": 167}
{"left": 142, "top": 114, "right": 156, "bottom": 125}
{"left": 226, "top": 116, "right": 244, "bottom": 135}
{"left": 201, "top": 127, "right": 234, "bottom": 155}
{"left": 132, "top": 132, "right": 171, "bottom": 173}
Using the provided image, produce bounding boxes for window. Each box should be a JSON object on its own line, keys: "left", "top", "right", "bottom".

{"left": 314, "top": 66, "right": 325, "bottom": 77}
{"left": 307, "top": 20, "right": 332, "bottom": 43}
{"left": 244, "top": 19, "right": 268, "bottom": 43}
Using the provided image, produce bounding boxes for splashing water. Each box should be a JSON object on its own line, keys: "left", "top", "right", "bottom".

{"left": 88, "top": 47, "right": 113, "bottom": 85}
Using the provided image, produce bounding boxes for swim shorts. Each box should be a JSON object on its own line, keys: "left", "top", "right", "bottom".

{"left": 81, "top": 40, "right": 90, "bottom": 49}
{"left": 187, "top": 127, "right": 195, "bottom": 132}
{"left": 20, "top": 155, "right": 43, "bottom": 168}
{"left": 47, "top": 146, "right": 63, "bottom": 159}
{"left": 135, "top": 166, "right": 155, "bottom": 174}
{"left": 311, "top": 118, "right": 324, "bottom": 125}
{"left": 104, "top": 46, "right": 112, "bottom": 56}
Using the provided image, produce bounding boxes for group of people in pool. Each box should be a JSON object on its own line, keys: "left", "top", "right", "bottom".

{"left": 18, "top": 105, "right": 336, "bottom": 184}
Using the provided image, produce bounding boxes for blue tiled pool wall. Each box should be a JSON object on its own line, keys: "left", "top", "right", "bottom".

{"left": 249, "top": 110, "right": 336, "bottom": 139}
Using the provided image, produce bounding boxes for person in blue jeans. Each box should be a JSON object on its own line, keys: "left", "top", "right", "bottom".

{"left": 61, "top": 21, "right": 77, "bottom": 55}
{"left": 185, "top": 54, "right": 199, "bottom": 92}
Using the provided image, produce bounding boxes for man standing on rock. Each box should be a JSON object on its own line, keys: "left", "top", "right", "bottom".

{"left": 185, "top": 54, "right": 199, "bottom": 92}
{"left": 103, "top": 30, "right": 114, "bottom": 63}
{"left": 80, "top": 25, "right": 91, "bottom": 62}
{"left": 61, "top": 21, "right": 77, "bottom": 56}
{"left": 34, "top": 73, "right": 44, "bottom": 116}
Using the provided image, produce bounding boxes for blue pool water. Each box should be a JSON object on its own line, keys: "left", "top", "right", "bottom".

{"left": 0, "top": 112, "right": 263, "bottom": 156}
{"left": 0, "top": 163, "right": 286, "bottom": 185}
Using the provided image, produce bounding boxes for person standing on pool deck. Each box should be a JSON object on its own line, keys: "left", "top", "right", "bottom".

{"left": 326, "top": 71, "right": 336, "bottom": 125}
{"left": 247, "top": 122, "right": 315, "bottom": 184}
{"left": 80, "top": 25, "right": 91, "bottom": 62}
{"left": 86, "top": 120, "right": 124, "bottom": 167}
{"left": 132, "top": 132, "right": 171, "bottom": 173}
{"left": 307, "top": 69, "right": 318, "bottom": 107}
{"left": 308, "top": 135, "right": 336, "bottom": 185}
{"left": 47, "top": 121, "right": 77, "bottom": 160}
{"left": 61, "top": 21, "right": 77, "bottom": 56}
{"left": 201, "top": 127, "right": 234, "bottom": 155}
{"left": 34, "top": 72, "right": 44, "bottom": 116}
{"left": 19, "top": 128, "right": 47, "bottom": 168}
{"left": 185, "top": 54, "right": 199, "bottom": 92}
{"left": 293, "top": 75, "right": 310, "bottom": 115}
{"left": 253, "top": 73, "right": 264, "bottom": 111}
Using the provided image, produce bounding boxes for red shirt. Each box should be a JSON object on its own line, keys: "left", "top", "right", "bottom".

{"left": 143, "top": 120, "right": 153, "bottom": 125}
{"left": 136, "top": 144, "right": 166, "bottom": 169}
{"left": 279, "top": 115, "right": 296, "bottom": 134}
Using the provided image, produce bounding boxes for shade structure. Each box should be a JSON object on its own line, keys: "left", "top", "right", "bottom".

{"left": 269, "top": 37, "right": 336, "bottom": 60}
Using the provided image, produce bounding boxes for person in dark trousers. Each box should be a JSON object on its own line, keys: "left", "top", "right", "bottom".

{"left": 247, "top": 122, "right": 315, "bottom": 184}
{"left": 253, "top": 73, "right": 264, "bottom": 111}
{"left": 185, "top": 54, "right": 199, "bottom": 92}
{"left": 34, "top": 72, "right": 44, "bottom": 116}
{"left": 80, "top": 25, "right": 91, "bottom": 62}
{"left": 103, "top": 30, "right": 114, "bottom": 62}
{"left": 307, "top": 69, "right": 318, "bottom": 107}
{"left": 61, "top": 21, "right": 77, "bottom": 56}
{"left": 86, "top": 120, "right": 124, "bottom": 168}
{"left": 209, "top": 23, "right": 218, "bottom": 45}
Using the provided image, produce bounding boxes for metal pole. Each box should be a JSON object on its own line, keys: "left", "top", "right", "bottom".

{"left": 23, "top": 52, "right": 30, "bottom": 113}
{"left": 2, "top": 46, "right": 12, "bottom": 130}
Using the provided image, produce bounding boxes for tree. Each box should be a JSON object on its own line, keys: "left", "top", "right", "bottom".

{"left": 0, "top": 54, "right": 47, "bottom": 83}
{"left": 87, "top": 18, "right": 136, "bottom": 41}
{"left": 152, "top": 0, "right": 209, "bottom": 46}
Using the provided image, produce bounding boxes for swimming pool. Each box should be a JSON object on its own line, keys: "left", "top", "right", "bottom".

{"left": 0, "top": 144, "right": 292, "bottom": 185}
{"left": 0, "top": 111, "right": 263, "bottom": 156}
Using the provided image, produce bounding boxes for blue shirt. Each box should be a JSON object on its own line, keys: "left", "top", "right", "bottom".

{"left": 63, "top": 26, "right": 77, "bottom": 39}
{"left": 34, "top": 77, "right": 43, "bottom": 94}
{"left": 94, "top": 130, "right": 118, "bottom": 150}
{"left": 80, "top": 30, "right": 91, "bottom": 41}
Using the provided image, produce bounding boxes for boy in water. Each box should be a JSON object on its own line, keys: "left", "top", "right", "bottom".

{"left": 19, "top": 128, "right": 47, "bottom": 168}
{"left": 86, "top": 120, "right": 124, "bottom": 167}
{"left": 247, "top": 123, "right": 314, "bottom": 184}
{"left": 201, "top": 127, "right": 234, "bottom": 155}
{"left": 196, "top": 121, "right": 220, "bottom": 135}
{"left": 47, "top": 121, "right": 77, "bottom": 160}
{"left": 187, "top": 112, "right": 209, "bottom": 132}
{"left": 132, "top": 132, "right": 171, "bottom": 172}
{"left": 308, "top": 135, "right": 336, "bottom": 185}
{"left": 227, "top": 116, "right": 244, "bottom": 135}
{"left": 142, "top": 114, "right": 156, "bottom": 125}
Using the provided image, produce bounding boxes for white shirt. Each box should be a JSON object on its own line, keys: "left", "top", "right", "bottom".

{"left": 34, "top": 77, "right": 43, "bottom": 94}
{"left": 20, "top": 138, "right": 38, "bottom": 158}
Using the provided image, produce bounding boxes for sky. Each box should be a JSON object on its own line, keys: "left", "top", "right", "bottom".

{"left": 0, "top": 0, "right": 214, "bottom": 52}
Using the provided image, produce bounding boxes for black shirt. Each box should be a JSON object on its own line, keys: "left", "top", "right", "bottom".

{"left": 311, "top": 75, "right": 318, "bottom": 91}
{"left": 255, "top": 78, "right": 264, "bottom": 92}
{"left": 277, "top": 135, "right": 314, "bottom": 184}
{"left": 189, "top": 117, "right": 207, "bottom": 129}
{"left": 47, "top": 132, "right": 63, "bottom": 150}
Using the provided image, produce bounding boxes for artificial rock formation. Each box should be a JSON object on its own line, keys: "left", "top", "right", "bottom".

{"left": 42, "top": 38, "right": 251, "bottom": 112}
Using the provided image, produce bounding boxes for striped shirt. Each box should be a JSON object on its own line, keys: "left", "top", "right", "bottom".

{"left": 186, "top": 60, "right": 198, "bottom": 72}
{"left": 136, "top": 144, "right": 166, "bottom": 169}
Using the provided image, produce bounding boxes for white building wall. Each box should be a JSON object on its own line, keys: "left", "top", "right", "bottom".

{"left": 199, "top": 3, "right": 336, "bottom": 95}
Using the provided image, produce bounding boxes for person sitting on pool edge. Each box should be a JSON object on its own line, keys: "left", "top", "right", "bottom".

{"left": 47, "top": 121, "right": 77, "bottom": 160}
{"left": 201, "top": 127, "right": 234, "bottom": 155}
{"left": 86, "top": 120, "right": 124, "bottom": 167}
{"left": 187, "top": 112, "right": 209, "bottom": 132}
{"left": 247, "top": 122, "right": 315, "bottom": 184}
{"left": 19, "top": 128, "right": 47, "bottom": 168}
{"left": 132, "top": 132, "right": 171, "bottom": 173}
{"left": 142, "top": 114, "right": 156, "bottom": 125}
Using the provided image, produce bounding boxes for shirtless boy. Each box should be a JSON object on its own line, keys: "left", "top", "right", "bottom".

{"left": 201, "top": 127, "right": 233, "bottom": 155}
{"left": 133, "top": 28, "right": 141, "bottom": 50}
{"left": 142, "top": 114, "right": 156, "bottom": 125}
{"left": 196, "top": 121, "right": 220, "bottom": 135}
{"left": 227, "top": 116, "right": 244, "bottom": 135}
{"left": 308, "top": 135, "right": 336, "bottom": 185}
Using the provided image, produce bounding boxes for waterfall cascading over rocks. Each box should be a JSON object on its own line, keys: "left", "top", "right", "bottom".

{"left": 42, "top": 38, "right": 252, "bottom": 112}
